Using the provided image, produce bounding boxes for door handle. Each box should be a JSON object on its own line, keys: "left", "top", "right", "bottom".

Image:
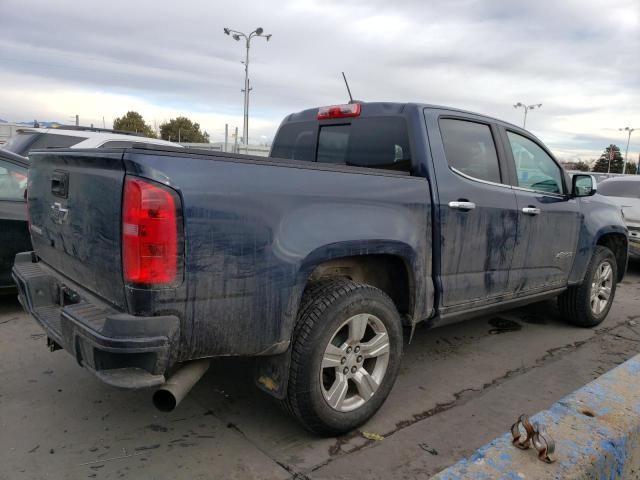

{"left": 522, "top": 207, "right": 541, "bottom": 215}
{"left": 448, "top": 201, "right": 476, "bottom": 211}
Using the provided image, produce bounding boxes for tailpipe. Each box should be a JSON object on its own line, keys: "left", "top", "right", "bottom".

{"left": 153, "top": 359, "right": 210, "bottom": 412}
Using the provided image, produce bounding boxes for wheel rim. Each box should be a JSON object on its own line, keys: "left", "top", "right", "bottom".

{"left": 320, "top": 313, "right": 390, "bottom": 412}
{"left": 590, "top": 260, "right": 613, "bottom": 315}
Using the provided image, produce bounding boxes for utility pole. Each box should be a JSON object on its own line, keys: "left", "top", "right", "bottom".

{"left": 513, "top": 102, "right": 542, "bottom": 129}
{"left": 224, "top": 124, "right": 229, "bottom": 152}
{"left": 233, "top": 126, "right": 239, "bottom": 153}
{"left": 619, "top": 127, "right": 637, "bottom": 175}
{"left": 224, "top": 27, "right": 272, "bottom": 149}
{"left": 75, "top": 114, "right": 79, "bottom": 126}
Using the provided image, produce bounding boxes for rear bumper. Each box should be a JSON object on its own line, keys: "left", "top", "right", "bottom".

{"left": 12, "top": 252, "right": 179, "bottom": 389}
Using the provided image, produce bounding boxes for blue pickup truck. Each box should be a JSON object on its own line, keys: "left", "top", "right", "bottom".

{"left": 13, "top": 102, "right": 628, "bottom": 435}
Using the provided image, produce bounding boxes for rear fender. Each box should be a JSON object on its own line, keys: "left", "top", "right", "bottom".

{"left": 255, "top": 240, "right": 423, "bottom": 399}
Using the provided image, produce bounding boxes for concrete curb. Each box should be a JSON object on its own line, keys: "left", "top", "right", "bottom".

{"left": 432, "top": 354, "right": 640, "bottom": 479}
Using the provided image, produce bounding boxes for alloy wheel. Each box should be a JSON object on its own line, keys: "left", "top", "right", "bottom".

{"left": 320, "top": 313, "right": 390, "bottom": 412}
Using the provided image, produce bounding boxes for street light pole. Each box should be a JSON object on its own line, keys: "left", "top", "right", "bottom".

{"left": 619, "top": 127, "right": 637, "bottom": 175}
{"left": 513, "top": 102, "right": 542, "bottom": 129}
{"left": 224, "top": 27, "right": 271, "bottom": 149}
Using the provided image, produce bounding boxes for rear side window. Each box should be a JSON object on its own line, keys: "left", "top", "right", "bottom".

{"left": 439, "top": 118, "right": 501, "bottom": 183}
{"left": 0, "top": 160, "right": 27, "bottom": 201}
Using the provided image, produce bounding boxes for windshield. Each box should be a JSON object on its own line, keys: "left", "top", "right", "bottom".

{"left": 3, "top": 132, "right": 39, "bottom": 156}
{"left": 598, "top": 180, "right": 640, "bottom": 199}
{"left": 3, "top": 132, "right": 87, "bottom": 156}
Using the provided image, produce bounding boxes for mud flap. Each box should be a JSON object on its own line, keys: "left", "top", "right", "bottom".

{"left": 254, "top": 348, "right": 292, "bottom": 399}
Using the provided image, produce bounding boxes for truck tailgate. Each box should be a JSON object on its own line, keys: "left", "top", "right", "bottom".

{"left": 27, "top": 150, "right": 127, "bottom": 308}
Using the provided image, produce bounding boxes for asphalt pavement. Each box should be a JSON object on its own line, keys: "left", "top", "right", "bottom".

{"left": 1, "top": 262, "right": 639, "bottom": 479}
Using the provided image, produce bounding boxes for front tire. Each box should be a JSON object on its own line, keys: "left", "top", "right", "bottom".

{"left": 284, "top": 279, "right": 403, "bottom": 436}
{"left": 558, "top": 246, "right": 618, "bottom": 327}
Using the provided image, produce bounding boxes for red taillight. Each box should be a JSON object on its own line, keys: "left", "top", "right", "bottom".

{"left": 317, "top": 103, "right": 361, "bottom": 120}
{"left": 122, "top": 177, "right": 181, "bottom": 286}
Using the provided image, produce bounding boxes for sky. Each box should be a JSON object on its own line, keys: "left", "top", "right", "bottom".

{"left": 0, "top": 0, "right": 638, "bottom": 164}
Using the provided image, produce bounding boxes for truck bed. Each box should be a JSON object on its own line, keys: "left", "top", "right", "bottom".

{"left": 24, "top": 145, "right": 432, "bottom": 367}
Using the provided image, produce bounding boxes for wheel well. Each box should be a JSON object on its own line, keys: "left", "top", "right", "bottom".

{"left": 307, "top": 255, "right": 413, "bottom": 323}
{"left": 597, "top": 233, "right": 627, "bottom": 282}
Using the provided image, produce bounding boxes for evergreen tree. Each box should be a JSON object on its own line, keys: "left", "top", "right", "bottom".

{"left": 592, "top": 145, "right": 623, "bottom": 173}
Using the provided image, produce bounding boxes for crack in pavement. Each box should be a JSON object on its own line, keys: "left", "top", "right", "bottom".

{"left": 607, "top": 332, "right": 640, "bottom": 343}
{"left": 189, "top": 393, "right": 309, "bottom": 480}
{"left": 226, "top": 421, "right": 311, "bottom": 480}
{"left": 308, "top": 318, "right": 635, "bottom": 474}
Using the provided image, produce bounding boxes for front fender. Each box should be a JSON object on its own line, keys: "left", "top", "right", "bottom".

{"left": 568, "top": 196, "right": 627, "bottom": 284}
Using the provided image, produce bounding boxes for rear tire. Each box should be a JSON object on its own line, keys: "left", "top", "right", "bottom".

{"left": 283, "top": 279, "right": 403, "bottom": 436}
{"left": 558, "top": 246, "right": 617, "bottom": 327}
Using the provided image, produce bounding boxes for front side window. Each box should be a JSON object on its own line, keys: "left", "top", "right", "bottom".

{"left": 439, "top": 118, "right": 501, "bottom": 183}
{"left": 0, "top": 160, "right": 27, "bottom": 201}
{"left": 507, "top": 132, "right": 563, "bottom": 194}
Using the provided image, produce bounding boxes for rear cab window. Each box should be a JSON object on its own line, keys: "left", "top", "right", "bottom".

{"left": 271, "top": 116, "right": 412, "bottom": 172}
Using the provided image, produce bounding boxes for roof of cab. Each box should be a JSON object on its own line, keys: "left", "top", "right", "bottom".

{"left": 281, "top": 101, "right": 524, "bottom": 131}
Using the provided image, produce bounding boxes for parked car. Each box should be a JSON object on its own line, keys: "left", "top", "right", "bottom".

{"left": 13, "top": 102, "right": 628, "bottom": 435}
{"left": 597, "top": 176, "right": 640, "bottom": 259}
{"left": 2, "top": 126, "right": 179, "bottom": 156}
{"left": 0, "top": 149, "right": 30, "bottom": 290}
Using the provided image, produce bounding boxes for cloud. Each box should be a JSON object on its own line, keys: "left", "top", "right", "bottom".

{"left": 0, "top": 0, "right": 638, "bottom": 159}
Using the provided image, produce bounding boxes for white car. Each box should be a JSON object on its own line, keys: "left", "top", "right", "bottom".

{"left": 598, "top": 176, "right": 640, "bottom": 260}
{"left": 2, "top": 126, "right": 180, "bottom": 156}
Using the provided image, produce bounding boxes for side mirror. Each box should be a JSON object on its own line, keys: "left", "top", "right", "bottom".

{"left": 572, "top": 174, "right": 597, "bottom": 197}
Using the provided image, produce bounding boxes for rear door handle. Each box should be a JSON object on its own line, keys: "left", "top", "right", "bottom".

{"left": 522, "top": 207, "right": 541, "bottom": 215}
{"left": 448, "top": 201, "right": 476, "bottom": 211}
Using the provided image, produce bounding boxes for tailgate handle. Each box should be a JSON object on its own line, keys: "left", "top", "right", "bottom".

{"left": 51, "top": 170, "right": 69, "bottom": 198}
